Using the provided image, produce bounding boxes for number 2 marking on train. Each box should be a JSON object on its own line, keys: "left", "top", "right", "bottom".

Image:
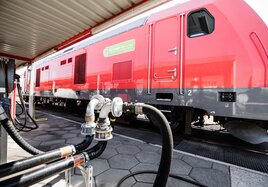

{"left": 188, "top": 90, "right": 192, "bottom": 96}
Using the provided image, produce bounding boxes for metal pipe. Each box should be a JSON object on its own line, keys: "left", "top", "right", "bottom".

{"left": 0, "top": 140, "right": 107, "bottom": 187}
{"left": 85, "top": 95, "right": 105, "bottom": 122}
{"left": 0, "top": 105, "right": 94, "bottom": 178}
{"left": 99, "top": 99, "right": 111, "bottom": 119}
{"left": 0, "top": 154, "right": 86, "bottom": 187}
{"left": 0, "top": 145, "right": 75, "bottom": 178}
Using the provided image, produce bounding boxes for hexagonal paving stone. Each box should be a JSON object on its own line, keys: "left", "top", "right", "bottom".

{"left": 61, "top": 133, "right": 78, "bottom": 139}
{"left": 98, "top": 147, "right": 118, "bottom": 159}
{"left": 33, "top": 134, "right": 57, "bottom": 141}
{"left": 172, "top": 151, "right": 184, "bottom": 159}
{"left": 156, "top": 149, "right": 184, "bottom": 159}
{"left": 51, "top": 130, "right": 69, "bottom": 135}
{"left": 119, "top": 176, "right": 136, "bottom": 187}
{"left": 182, "top": 156, "right": 212, "bottom": 168}
{"left": 138, "top": 143, "right": 160, "bottom": 152}
{"left": 116, "top": 145, "right": 141, "bottom": 155}
{"left": 88, "top": 159, "right": 110, "bottom": 176}
{"left": 64, "top": 127, "right": 79, "bottom": 130}
{"left": 46, "top": 127, "right": 61, "bottom": 131}
{"left": 66, "top": 137, "right": 84, "bottom": 144}
{"left": 40, "top": 139, "right": 65, "bottom": 146}
{"left": 109, "top": 154, "right": 139, "bottom": 169}
{"left": 190, "top": 168, "right": 230, "bottom": 187}
{"left": 170, "top": 159, "right": 192, "bottom": 175}
{"left": 167, "top": 176, "right": 198, "bottom": 187}
{"left": 132, "top": 182, "right": 153, "bottom": 187}
{"left": 131, "top": 163, "right": 159, "bottom": 173}
{"left": 134, "top": 173, "right": 155, "bottom": 184}
{"left": 212, "top": 163, "right": 229, "bottom": 174}
{"left": 36, "top": 123, "right": 51, "bottom": 129}
{"left": 95, "top": 169, "right": 132, "bottom": 187}
{"left": 136, "top": 151, "right": 160, "bottom": 164}
{"left": 119, "top": 138, "right": 143, "bottom": 146}
{"left": 24, "top": 139, "right": 41, "bottom": 147}
{"left": 107, "top": 140, "right": 123, "bottom": 148}
{"left": 130, "top": 163, "right": 159, "bottom": 183}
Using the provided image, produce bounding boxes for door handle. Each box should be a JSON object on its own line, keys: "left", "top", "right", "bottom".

{"left": 168, "top": 47, "right": 177, "bottom": 56}
{"left": 167, "top": 68, "right": 177, "bottom": 77}
{"left": 154, "top": 73, "right": 174, "bottom": 80}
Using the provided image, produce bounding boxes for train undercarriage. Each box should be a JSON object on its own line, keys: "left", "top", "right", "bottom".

{"left": 24, "top": 95, "right": 268, "bottom": 144}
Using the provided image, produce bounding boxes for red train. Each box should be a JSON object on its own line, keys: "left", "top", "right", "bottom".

{"left": 23, "top": 0, "right": 268, "bottom": 142}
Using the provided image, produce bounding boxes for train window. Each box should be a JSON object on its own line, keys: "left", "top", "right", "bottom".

{"left": 187, "top": 9, "right": 214, "bottom": 38}
{"left": 36, "top": 68, "right": 41, "bottom": 87}
{"left": 60, "top": 60, "right": 66, "bottom": 65}
{"left": 113, "top": 61, "right": 132, "bottom": 81}
{"left": 68, "top": 58, "right": 72, "bottom": 63}
{"left": 74, "top": 53, "right": 86, "bottom": 84}
{"left": 42, "top": 67, "right": 44, "bottom": 71}
{"left": 45, "top": 66, "right": 49, "bottom": 70}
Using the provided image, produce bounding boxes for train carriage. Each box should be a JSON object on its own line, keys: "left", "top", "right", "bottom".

{"left": 23, "top": 0, "right": 268, "bottom": 141}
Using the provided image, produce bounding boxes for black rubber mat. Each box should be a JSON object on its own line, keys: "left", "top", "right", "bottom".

{"left": 175, "top": 139, "right": 268, "bottom": 173}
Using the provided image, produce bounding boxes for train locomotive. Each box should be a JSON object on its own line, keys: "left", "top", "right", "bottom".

{"left": 21, "top": 0, "right": 268, "bottom": 143}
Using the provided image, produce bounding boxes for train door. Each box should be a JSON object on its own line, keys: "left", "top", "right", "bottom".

{"left": 152, "top": 16, "right": 181, "bottom": 92}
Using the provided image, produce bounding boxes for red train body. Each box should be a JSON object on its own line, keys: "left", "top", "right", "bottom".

{"left": 27, "top": 0, "right": 268, "bottom": 133}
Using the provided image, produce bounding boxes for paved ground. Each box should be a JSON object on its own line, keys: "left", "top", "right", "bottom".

{"left": 3, "top": 112, "right": 268, "bottom": 187}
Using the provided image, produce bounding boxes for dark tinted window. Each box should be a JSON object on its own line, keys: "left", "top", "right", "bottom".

{"left": 112, "top": 61, "right": 132, "bottom": 81}
{"left": 74, "top": 54, "right": 86, "bottom": 84}
{"left": 60, "top": 60, "right": 66, "bottom": 65}
{"left": 35, "top": 68, "right": 40, "bottom": 87}
{"left": 188, "top": 9, "right": 214, "bottom": 37}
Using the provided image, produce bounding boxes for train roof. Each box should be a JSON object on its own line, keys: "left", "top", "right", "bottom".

{"left": 34, "top": 0, "right": 184, "bottom": 66}
{"left": 35, "top": 16, "right": 148, "bottom": 66}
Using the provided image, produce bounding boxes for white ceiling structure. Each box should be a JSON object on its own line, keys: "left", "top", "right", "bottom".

{"left": 0, "top": 0, "right": 170, "bottom": 66}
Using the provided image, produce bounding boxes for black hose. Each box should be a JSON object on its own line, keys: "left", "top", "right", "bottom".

{"left": 0, "top": 156, "right": 77, "bottom": 187}
{"left": 1, "top": 104, "right": 93, "bottom": 156}
{"left": 75, "top": 135, "right": 94, "bottom": 153}
{"left": 0, "top": 118, "right": 43, "bottom": 155}
{"left": 120, "top": 103, "right": 207, "bottom": 187}
{"left": 16, "top": 79, "right": 39, "bottom": 131}
{"left": 86, "top": 141, "right": 107, "bottom": 160}
{"left": 0, "top": 73, "right": 93, "bottom": 156}
{"left": 117, "top": 170, "right": 207, "bottom": 187}
{"left": 16, "top": 101, "right": 23, "bottom": 116}
{"left": 141, "top": 104, "right": 173, "bottom": 187}
{"left": 0, "top": 135, "right": 94, "bottom": 178}
{"left": 0, "top": 146, "right": 73, "bottom": 178}
{"left": 0, "top": 140, "right": 108, "bottom": 187}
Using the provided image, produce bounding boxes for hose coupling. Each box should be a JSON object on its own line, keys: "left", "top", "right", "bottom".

{"left": 134, "top": 103, "right": 144, "bottom": 115}
{"left": 95, "top": 118, "right": 113, "bottom": 141}
{"left": 60, "top": 145, "right": 76, "bottom": 157}
{"left": 81, "top": 121, "right": 96, "bottom": 136}
{"left": 111, "top": 97, "right": 123, "bottom": 117}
